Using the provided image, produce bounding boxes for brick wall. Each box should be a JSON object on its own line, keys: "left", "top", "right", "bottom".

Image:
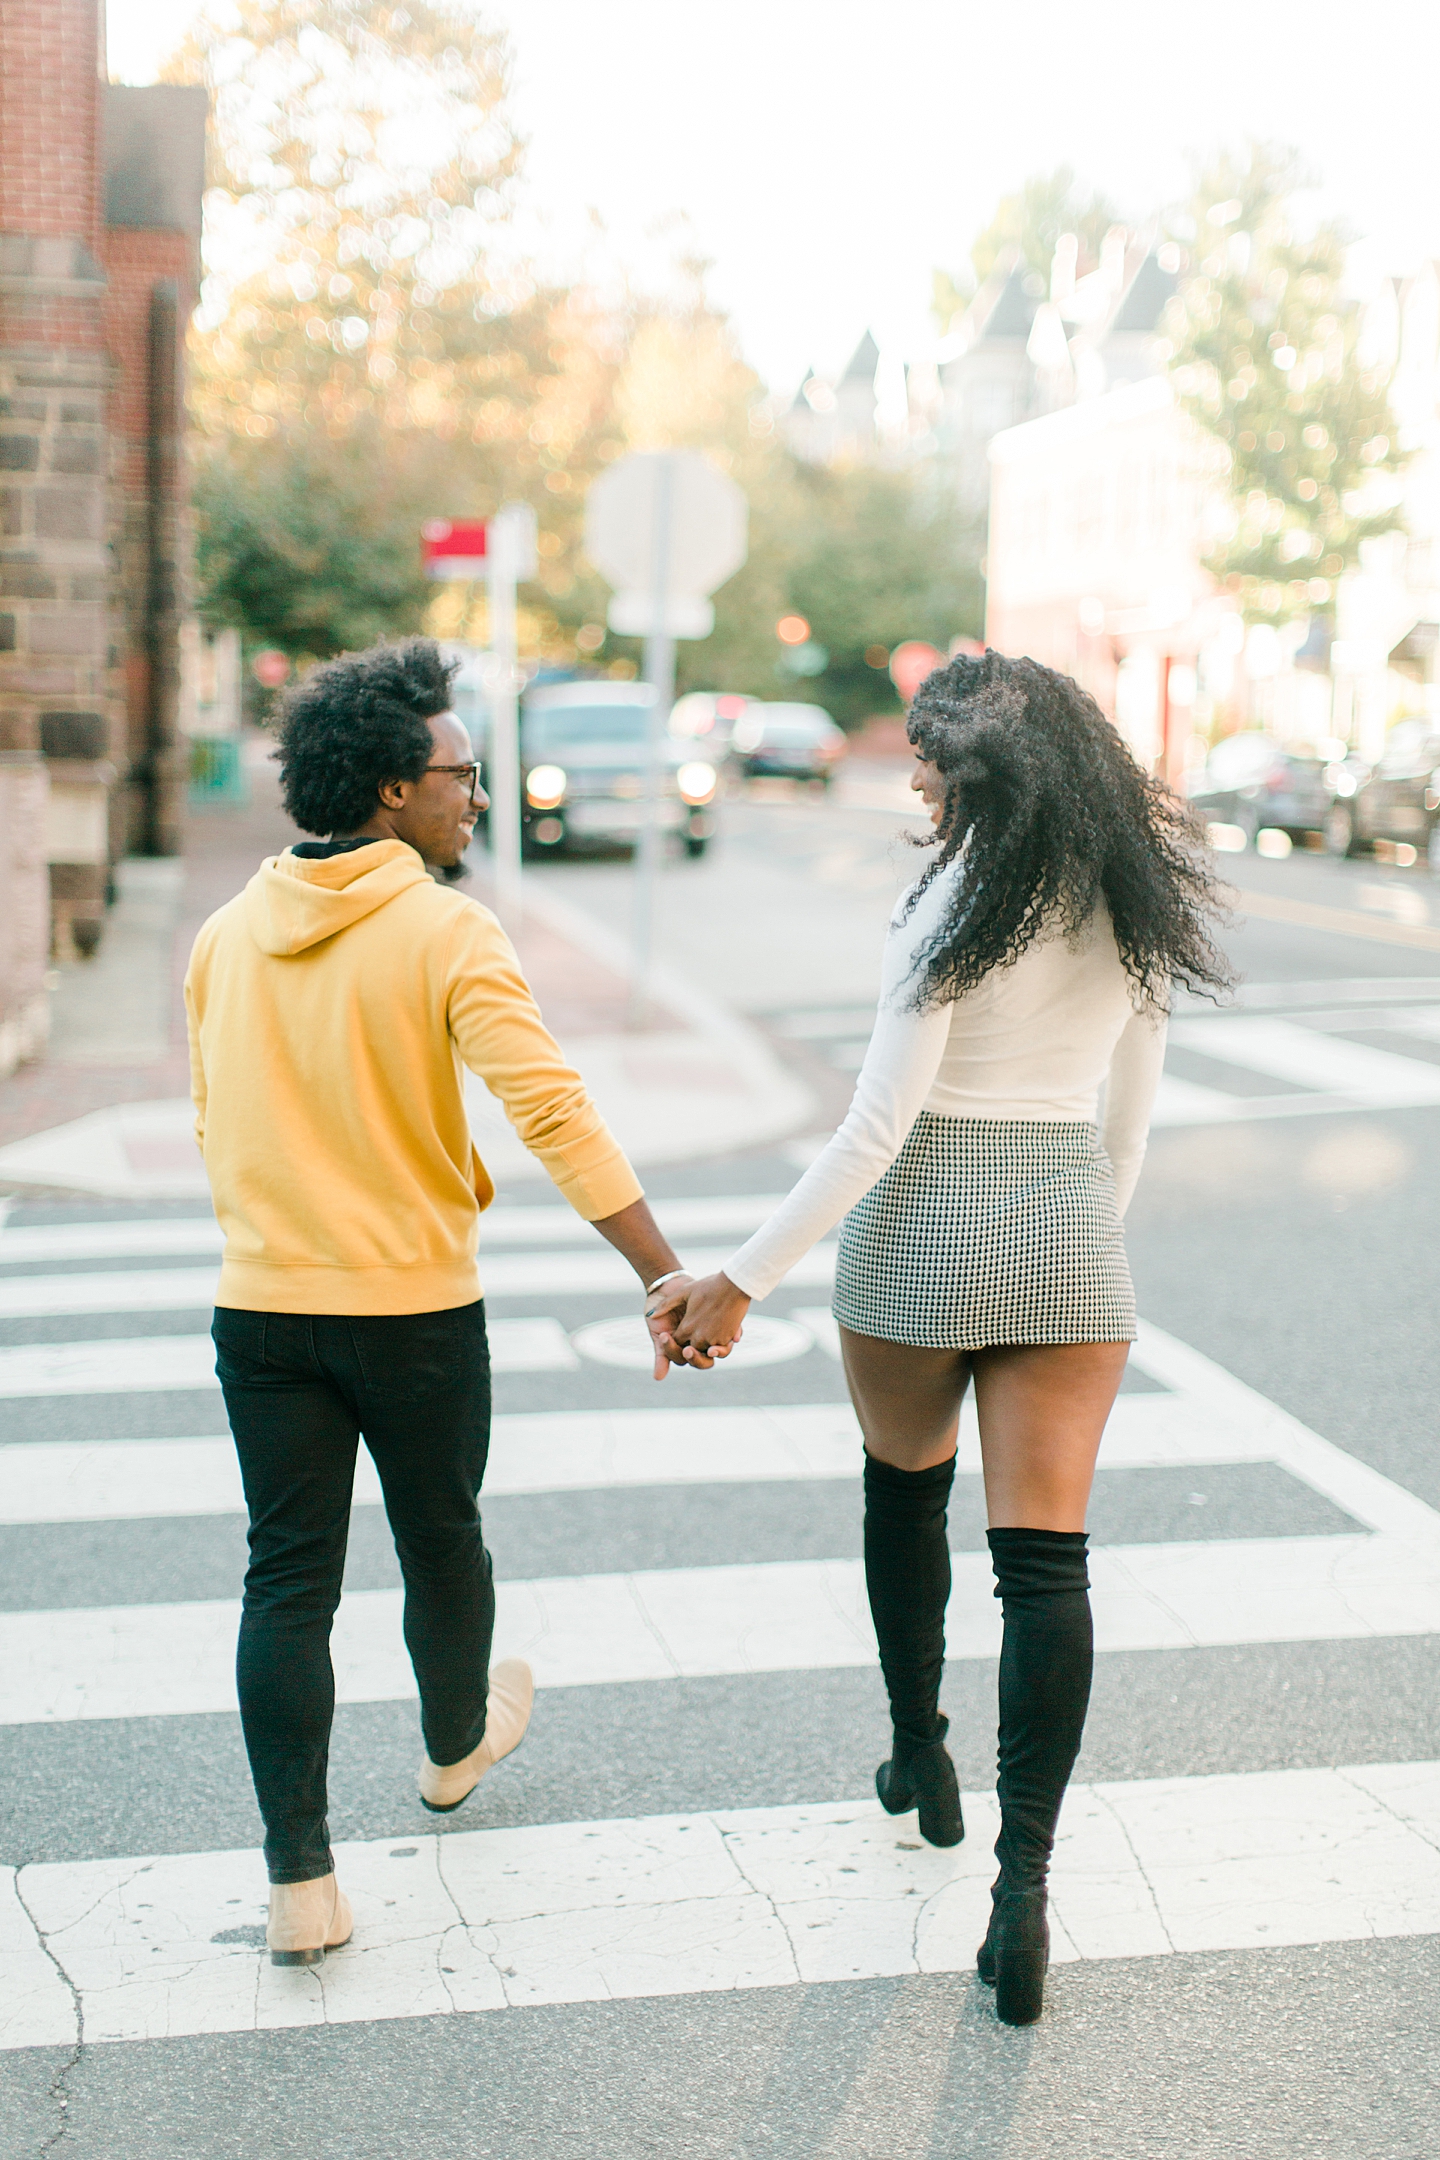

{"left": 0, "top": 0, "right": 202, "bottom": 979}
{"left": 0, "top": 0, "right": 104, "bottom": 253}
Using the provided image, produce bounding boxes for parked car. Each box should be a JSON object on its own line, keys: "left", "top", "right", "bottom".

{"left": 668, "top": 690, "right": 750, "bottom": 757}
{"left": 1185, "top": 732, "right": 1332, "bottom": 845}
{"left": 1323, "top": 719, "right": 1440, "bottom": 870}
{"left": 731, "top": 702, "right": 848, "bottom": 786}
{"left": 513, "top": 682, "right": 717, "bottom": 858}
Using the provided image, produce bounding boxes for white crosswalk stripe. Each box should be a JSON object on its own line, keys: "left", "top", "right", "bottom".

{"left": 9, "top": 1760, "right": 1440, "bottom": 2051}
{"left": 0, "top": 1317, "right": 587, "bottom": 1394}
{"left": 781, "top": 986, "right": 1440, "bottom": 1129}
{"left": 7, "top": 1530, "right": 1440, "bottom": 1726}
{"left": 0, "top": 1244, "right": 837, "bottom": 1321}
{"left": 0, "top": 1194, "right": 791, "bottom": 1270}
{"left": 3, "top": 1322, "right": 1425, "bottom": 1530}
{"left": 5, "top": 1196, "right": 1440, "bottom": 2052}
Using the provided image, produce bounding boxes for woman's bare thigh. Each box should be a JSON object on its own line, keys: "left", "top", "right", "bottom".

{"left": 839, "top": 1327, "right": 971, "bottom": 1472}
{"left": 839, "top": 1327, "right": 1129, "bottom": 1527}
{"left": 972, "top": 1341, "right": 1130, "bottom": 1530}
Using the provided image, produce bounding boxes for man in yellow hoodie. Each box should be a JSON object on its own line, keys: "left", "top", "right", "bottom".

{"left": 186, "top": 639, "right": 694, "bottom": 1967}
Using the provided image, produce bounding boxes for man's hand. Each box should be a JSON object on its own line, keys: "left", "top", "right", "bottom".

{"left": 644, "top": 1273, "right": 695, "bottom": 1381}
{"left": 669, "top": 1271, "right": 751, "bottom": 1367}
{"left": 589, "top": 1197, "right": 694, "bottom": 1382}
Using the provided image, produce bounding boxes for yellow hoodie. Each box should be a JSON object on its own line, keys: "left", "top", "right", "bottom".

{"left": 184, "top": 839, "right": 642, "bottom": 1314}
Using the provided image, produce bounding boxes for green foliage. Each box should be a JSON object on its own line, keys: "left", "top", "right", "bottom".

{"left": 173, "top": 0, "right": 624, "bottom": 661}
{"left": 1166, "top": 144, "right": 1404, "bottom": 622}
{"left": 690, "top": 462, "right": 984, "bottom": 727}
{"left": 193, "top": 429, "right": 433, "bottom": 656}
{"left": 176, "top": 0, "right": 987, "bottom": 703}
{"left": 933, "top": 168, "right": 1118, "bottom": 329}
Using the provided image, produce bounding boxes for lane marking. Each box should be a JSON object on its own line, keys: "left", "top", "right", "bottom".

{"left": 1170, "top": 1015, "right": 1440, "bottom": 1108}
{"left": 10, "top": 1760, "right": 1440, "bottom": 2048}
{"left": 6, "top": 1525, "right": 1440, "bottom": 1725}
{"left": 0, "top": 1245, "right": 837, "bottom": 1322}
{"left": 0, "top": 1196, "right": 793, "bottom": 1270}
{"left": 0, "top": 1317, "right": 582, "bottom": 1398}
{"left": 1, "top": 1322, "right": 1429, "bottom": 1561}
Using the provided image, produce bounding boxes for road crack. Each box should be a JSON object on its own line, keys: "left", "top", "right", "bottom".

{"left": 12, "top": 1868, "right": 84, "bottom": 2153}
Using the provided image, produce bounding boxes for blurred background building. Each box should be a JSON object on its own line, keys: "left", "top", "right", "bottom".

{"left": 0, "top": 0, "right": 204, "bottom": 1066}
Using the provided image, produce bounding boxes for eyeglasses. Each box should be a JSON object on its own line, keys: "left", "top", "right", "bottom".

{"left": 425, "top": 762, "right": 481, "bottom": 801}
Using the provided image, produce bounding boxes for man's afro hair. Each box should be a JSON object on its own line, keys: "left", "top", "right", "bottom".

{"left": 275, "top": 638, "right": 460, "bottom": 837}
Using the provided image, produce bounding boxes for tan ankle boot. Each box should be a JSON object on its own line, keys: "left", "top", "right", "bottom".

{"left": 419, "top": 1657, "right": 534, "bottom": 1813}
{"left": 266, "top": 1872, "right": 354, "bottom": 1967}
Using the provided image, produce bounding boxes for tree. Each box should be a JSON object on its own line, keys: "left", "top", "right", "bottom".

{"left": 193, "top": 427, "right": 433, "bottom": 655}
{"left": 933, "top": 167, "right": 1117, "bottom": 332}
{"left": 170, "top": 0, "right": 627, "bottom": 662}
{"left": 1165, "top": 144, "right": 1404, "bottom": 623}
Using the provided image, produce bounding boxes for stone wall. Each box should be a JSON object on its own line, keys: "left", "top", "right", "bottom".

{"left": 0, "top": 753, "right": 52, "bottom": 1076}
{"left": 0, "top": 0, "right": 203, "bottom": 998}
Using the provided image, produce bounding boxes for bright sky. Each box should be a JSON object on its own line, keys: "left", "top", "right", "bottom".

{"left": 108, "top": 0, "right": 1440, "bottom": 393}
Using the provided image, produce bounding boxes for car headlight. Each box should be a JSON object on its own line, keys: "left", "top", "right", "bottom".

{"left": 677, "top": 761, "right": 717, "bottom": 804}
{"left": 526, "top": 764, "right": 566, "bottom": 808}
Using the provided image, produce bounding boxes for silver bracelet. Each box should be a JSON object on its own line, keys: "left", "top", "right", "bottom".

{"left": 645, "top": 1267, "right": 688, "bottom": 1296}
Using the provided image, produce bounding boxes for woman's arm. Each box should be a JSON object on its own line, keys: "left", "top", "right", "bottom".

{"left": 719, "top": 879, "right": 957, "bottom": 1302}
{"left": 1102, "top": 1003, "right": 1169, "bottom": 1215}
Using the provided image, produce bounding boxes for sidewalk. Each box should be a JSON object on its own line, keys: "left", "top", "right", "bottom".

{"left": 0, "top": 746, "right": 812, "bottom": 1201}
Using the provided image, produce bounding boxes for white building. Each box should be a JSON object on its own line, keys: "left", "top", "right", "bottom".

{"left": 1329, "top": 264, "right": 1440, "bottom": 760}
{"left": 937, "top": 230, "right": 1179, "bottom": 519}
{"left": 984, "top": 377, "right": 1241, "bottom": 776}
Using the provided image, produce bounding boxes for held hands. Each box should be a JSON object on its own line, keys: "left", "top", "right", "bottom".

{"left": 645, "top": 1270, "right": 752, "bottom": 1378}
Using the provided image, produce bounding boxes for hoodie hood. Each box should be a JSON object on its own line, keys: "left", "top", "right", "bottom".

{"left": 244, "top": 839, "right": 433, "bottom": 955}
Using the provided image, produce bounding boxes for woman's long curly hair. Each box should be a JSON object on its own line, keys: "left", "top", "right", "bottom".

{"left": 903, "top": 649, "right": 1232, "bottom": 1010}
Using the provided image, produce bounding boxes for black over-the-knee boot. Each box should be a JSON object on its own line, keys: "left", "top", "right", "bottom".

{"left": 863, "top": 1451, "right": 963, "bottom": 1848}
{"left": 978, "top": 1527, "right": 1093, "bottom": 2025}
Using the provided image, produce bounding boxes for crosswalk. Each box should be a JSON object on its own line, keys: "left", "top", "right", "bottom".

{"left": 4, "top": 1198, "right": 1440, "bottom": 2055}
{"left": 775, "top": 979, "right": 1440, "bottom": 1127}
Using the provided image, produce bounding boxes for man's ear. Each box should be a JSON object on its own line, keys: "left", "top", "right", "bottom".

{"left": 376, "top": 776, "right": 408, "bottom": 810}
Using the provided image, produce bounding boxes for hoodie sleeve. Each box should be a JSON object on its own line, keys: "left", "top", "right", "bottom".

{"left": 444, "top": 903, "right": 642, "bottom": 1221}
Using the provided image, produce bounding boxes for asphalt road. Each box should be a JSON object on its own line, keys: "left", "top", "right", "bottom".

{"left": 5, "top": 779, "right": 1440, "bottom": 2157}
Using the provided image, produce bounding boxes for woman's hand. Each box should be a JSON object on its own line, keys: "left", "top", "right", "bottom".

{"left": 669, "top": 1271, "right": 751, "bottom": 1367}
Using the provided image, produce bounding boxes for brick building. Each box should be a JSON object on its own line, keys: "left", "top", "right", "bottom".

{"left": 0, "top": 0, "right": 203, "bottom": 1004}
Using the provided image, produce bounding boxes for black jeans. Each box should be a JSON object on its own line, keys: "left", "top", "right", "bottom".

{"left": 213, "top": 1303, "right": 494, "bottom": 1883}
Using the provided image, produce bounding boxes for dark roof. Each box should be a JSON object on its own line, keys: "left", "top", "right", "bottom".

{"left": 1108, "top": 252, "right": 1177, "bottom": 337}
{"left": 981, "top": 263, "right": 1041, "bottom": 340}
{"left": 842, "top": 330, "right": 880, "bottom": 380}
{"left": 104, "top": 85, "right": 207, "bottom": 238}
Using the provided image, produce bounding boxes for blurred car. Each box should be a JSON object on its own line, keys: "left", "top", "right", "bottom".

{"left": 1185, "top": 732, "right": 1332, "bottom": 846}
{"left": 1323, "top": 718, "right": 1440, "bottom": 870}
{"left": 731, "top": 702, "right": 848, "bottom": 786}
{"left": 515, "top": 682, "right": 717, "bottom": 858}
{"left": 668, "top": 690, "right": 751, "bottom": 757}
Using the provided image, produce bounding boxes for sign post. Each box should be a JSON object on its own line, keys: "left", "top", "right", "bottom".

{"left": 422, "top": 507, "right": 535, "bottom": 924}
{"left": 584, "top": 452, "right": 747, "bottom": 1020}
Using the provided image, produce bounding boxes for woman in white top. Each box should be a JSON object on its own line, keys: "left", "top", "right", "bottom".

{"left": 652, "top": 651, "right": 1229, "bottom": 2025}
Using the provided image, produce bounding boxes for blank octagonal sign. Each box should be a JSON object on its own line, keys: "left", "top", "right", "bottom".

{"left": 585, "top": 451, "right": 748, "bottom": 602}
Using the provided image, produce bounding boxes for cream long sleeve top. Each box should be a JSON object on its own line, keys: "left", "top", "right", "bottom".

{"left": 724, "top": 860, "right": 1168, "bottom": 1302}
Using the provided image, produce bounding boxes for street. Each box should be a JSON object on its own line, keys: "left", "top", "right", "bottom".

{"left": 4, "top": 773, "right": 1440, "bottom": 2156}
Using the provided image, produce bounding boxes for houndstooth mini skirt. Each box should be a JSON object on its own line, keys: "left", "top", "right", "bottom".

{"left": 832, "top": 1111, "right": 1136, "bottom": 1350}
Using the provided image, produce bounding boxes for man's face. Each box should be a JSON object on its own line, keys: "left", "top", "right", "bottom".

{"left": 381, "top": 711, "right": 488, "bottom": 867}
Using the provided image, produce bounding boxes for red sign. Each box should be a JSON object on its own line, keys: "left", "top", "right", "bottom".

{"left": 252, "top": 649, "right": 290, "bottom": 690}
{"left": 421, "top": 518, "right": 488, "bottom": 580}
{"left": 888, "top": 641, "right": 944, "bottom": 704}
